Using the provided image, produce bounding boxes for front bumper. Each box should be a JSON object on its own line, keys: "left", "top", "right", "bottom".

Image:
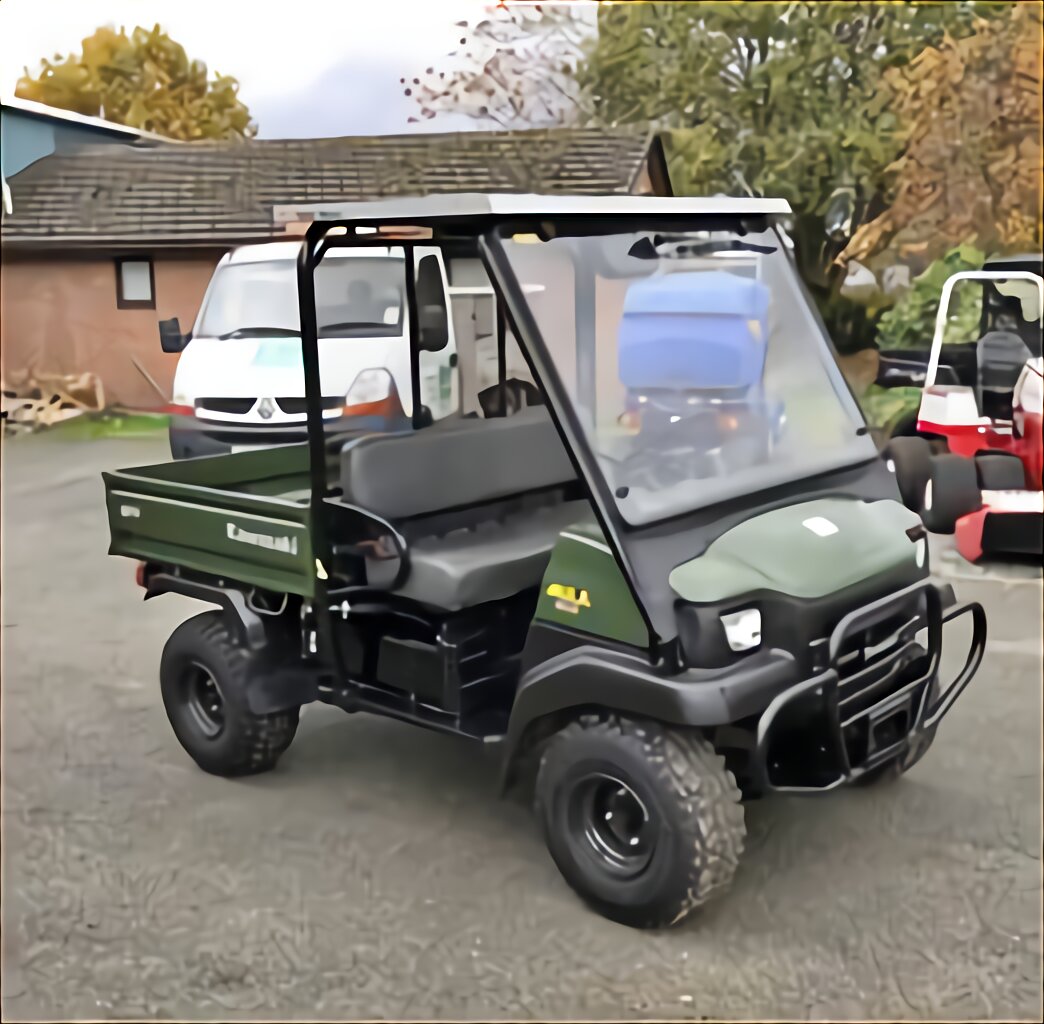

{"left": 752, "top": 578, "right": 986, "bottom": 792}
{"left": 168, "top": 412, "right": 411, "bottom": 460}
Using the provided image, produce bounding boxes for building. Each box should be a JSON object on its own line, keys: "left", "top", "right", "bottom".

{"left": 1, "top": 118, "right": 669, "bottom": 409}
{"left": 1, "top": 94, "right": 168, "bottom": 215}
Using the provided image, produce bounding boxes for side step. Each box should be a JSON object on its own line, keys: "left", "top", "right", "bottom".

{"left": 318, "top": 676, "right": 508, "bottom": 742}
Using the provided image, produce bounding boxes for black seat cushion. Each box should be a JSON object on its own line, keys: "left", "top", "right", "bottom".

{"left": 400, "top": 500, "right": 589, "bottom": 610}
{"left": 340, "top": 406, "right": 576, "bottom": 519}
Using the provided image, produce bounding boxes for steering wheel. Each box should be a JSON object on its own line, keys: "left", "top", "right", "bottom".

{"left": 602, "top": 441, "right": 723, "bottom": 493}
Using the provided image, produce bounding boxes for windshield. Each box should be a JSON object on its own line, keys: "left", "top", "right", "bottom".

{"left": 498, "top": 225, "right": 876, "bottom": 526}
{"left": 196, "top": 253, "right": 405, "bottom": 339}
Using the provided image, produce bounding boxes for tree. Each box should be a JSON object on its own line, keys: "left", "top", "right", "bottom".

{"left": 15, "top": 24, "right": 256, "bottom": 141}
{"left": 407, "top": 5, "right": 589, "bottom": 128}
{"left": 410, "top": 2, "right": 1010, "bottom": 352}
{"left": 840, "top": 2, "right": 1042, "bottom": 278}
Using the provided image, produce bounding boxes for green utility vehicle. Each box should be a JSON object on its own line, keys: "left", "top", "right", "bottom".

{"left": 104, "top": 195, "right": 986, "bottom": 928}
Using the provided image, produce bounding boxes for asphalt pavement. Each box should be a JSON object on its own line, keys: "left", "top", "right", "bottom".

{"left": 2, "top": 433, "right": 1041, "bottom": 1021}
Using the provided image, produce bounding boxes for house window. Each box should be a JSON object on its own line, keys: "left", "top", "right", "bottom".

{"left": 115, "top": 258, "right": 155, "bottom": 309}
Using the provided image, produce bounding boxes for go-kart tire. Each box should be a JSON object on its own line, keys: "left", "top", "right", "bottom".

{"left": 974, "top": 453, "right": 1026, "bottom": 490}
{"left": 160, "top": 611, "right": 299, "bottom": 777}
{"left": 535, "top": 715, "right": 745, "bottom": 929}
{"left": 885, "top": 436, "right": 933, "bottom": 511}
{"left": 922, "top": 455, "right": 982, "bottom": 534}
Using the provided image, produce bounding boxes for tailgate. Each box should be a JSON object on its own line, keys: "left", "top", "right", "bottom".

{"left": 102, "top": 447, "right": 317, "bottom": 597}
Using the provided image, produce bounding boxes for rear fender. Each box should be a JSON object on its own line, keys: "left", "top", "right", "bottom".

{"left": 146, "top": 571, "right": 268, "bottom": 649}
{"left": 146, "top": 572, "right": 318, "bottom": 713}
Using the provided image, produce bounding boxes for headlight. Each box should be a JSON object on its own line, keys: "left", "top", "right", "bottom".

{"left": 720, "top": 608, "right": 762, "bottom": 652}
{"left": 344, "top": 368, "right": 394, "bottom": 409}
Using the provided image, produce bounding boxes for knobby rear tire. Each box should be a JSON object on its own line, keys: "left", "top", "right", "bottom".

{"left": 160, "top": 611, "right": 299, "bottom": 777}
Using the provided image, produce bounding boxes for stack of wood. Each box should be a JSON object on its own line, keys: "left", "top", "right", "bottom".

{"left": 1, "top": 370, "right": 105, "bottom": 434}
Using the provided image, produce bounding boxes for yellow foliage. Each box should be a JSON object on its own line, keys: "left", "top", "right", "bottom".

{"left": 15, "top": 24, "right": 255, "bottom": 141}
{"left": 841, "top": 3, "right": 1042, "bottom": 272}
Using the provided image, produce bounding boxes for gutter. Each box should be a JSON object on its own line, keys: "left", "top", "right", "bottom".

{"left": 1, "top": 232, "right": 278, "bottom": 251}
{"left": 1, "top": 93, "right": 171, "bottom": 143}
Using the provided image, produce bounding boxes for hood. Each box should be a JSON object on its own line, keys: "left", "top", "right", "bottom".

{"left": 172, "top": 334, "right": 411, "bottom": 411}
{"left": 668, "top": 497, "right": 924, "bottom": 604}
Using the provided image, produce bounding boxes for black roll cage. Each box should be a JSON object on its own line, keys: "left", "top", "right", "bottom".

{"left": 293, "top": 211, "right": 886, "bottom": 674}
{"left": 294, "top": 215, "right": 664, "bottom": 672}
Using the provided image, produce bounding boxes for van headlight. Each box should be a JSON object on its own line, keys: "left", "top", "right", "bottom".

{"left": 344, "top": 368, "right": 394, "bottom": 410}
{"left": 720, "top": 608, "right": 762, "bottom": 652}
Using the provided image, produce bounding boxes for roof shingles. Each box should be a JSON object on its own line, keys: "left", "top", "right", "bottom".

{"left": 2, "top": 127, "right": 659, "bottom": 248}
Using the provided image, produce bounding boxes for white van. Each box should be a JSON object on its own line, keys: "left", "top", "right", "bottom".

{"left": 160, "top": 242, "right": 456, "bottom": 458}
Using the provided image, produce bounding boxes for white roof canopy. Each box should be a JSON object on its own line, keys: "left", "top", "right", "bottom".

{"left": 273, "top": 192, "right": 792, "bottom": 225}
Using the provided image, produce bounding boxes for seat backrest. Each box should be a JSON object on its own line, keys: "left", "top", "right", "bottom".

{"left": 978, "top": 331, "right": 1032, "bottom": 391}
{"left": 340, "top": 406, "right": 577, "bottom": 520}
{"left": 977, "top": 330, "right": 1032, "bottom": 417}
{"left": 977, "top": 331, "right": 1033, "bottom": 420}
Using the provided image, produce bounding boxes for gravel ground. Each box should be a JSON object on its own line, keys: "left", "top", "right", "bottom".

{"left": 2, "top": 433, "right": 1041, "bottom": 1022}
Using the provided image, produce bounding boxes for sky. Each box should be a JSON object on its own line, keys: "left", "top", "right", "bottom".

{"left": 0, "top": 0, "right": 531, "bottom": 137}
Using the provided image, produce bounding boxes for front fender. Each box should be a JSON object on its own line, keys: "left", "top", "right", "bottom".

{"left": 499, "top": 645, "right": 798, "bottom": 786}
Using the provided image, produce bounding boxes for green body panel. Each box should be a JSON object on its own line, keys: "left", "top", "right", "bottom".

{"left": 103, "top": 444, "right": 321, "bottom": 597}
{"left": 535, "top": 519, "right": 649, "bottom": 648}
{"left": 669, "top": 497, "right": 923, "bottom": 604}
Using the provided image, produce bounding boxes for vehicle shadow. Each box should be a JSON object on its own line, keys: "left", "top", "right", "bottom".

{"left": 231, "top": 704, "right": 1021, "bottom": 933}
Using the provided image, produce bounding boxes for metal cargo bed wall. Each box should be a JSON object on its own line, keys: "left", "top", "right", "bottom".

{"left": 102, "top": 445, "right": 322, "bottom": 596}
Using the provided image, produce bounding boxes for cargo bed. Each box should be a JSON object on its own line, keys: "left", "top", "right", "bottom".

{"left": 103, "top": 444, "right": 333, "bottom": 597}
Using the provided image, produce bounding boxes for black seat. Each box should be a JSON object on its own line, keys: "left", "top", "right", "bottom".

{"left": 977, "top": 331, "right": 1032, "bottom": 419}
{"left": 340, "top": 407, "right": 585, "bottom": 610}
{"left": 401, "top": 501, "right": 587, "bottom": 609}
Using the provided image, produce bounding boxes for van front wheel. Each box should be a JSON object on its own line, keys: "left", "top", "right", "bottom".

{"left": 160, "top": 612, "right": 299, "bottom": 777}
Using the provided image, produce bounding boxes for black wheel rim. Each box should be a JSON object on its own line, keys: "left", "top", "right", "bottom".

{"left": 566, "top": 772, "right": 656, "bottom": 879}
{"left": 183, "top": 661, "right": 225, "bottom": 739}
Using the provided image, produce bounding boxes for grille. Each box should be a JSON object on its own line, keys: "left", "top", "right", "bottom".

{"left": 275, "top": 397, "right": 343, "bottom": 414}
{"left": 195, "top": 397, "right": 255, "bottom": 414}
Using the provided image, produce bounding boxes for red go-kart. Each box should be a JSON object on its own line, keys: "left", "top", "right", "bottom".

{"left": 885, "top": 261, "right": 1043, "bottom": 563}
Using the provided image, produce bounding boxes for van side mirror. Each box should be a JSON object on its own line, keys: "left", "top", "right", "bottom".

{"left": 417, "top": 303, "right": 449, "bottom": 352}
{"left": 159, "top": 317, "right": 189, "bottom": 353}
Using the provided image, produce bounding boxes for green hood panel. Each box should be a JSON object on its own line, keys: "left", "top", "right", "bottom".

{"left": 669, "top": 498, "right": 923, "bottom": 604}
{"left": 535, "top": 519, "right": 649, "bottom": 648}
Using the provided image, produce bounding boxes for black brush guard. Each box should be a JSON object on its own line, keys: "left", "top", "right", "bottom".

{"left": 753, "top": 578, "right": 986, "bottom": 792}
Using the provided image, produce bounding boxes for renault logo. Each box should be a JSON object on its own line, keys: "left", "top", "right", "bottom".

{"left": 257, "top": 398, "right": 275, "bottom": 420}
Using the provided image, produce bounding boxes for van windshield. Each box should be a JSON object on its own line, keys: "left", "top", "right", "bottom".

{"left": 197, "top": 255, "right": 405, "bottom": 339}
{"left": 498, "top": 224, "right": 877, "bottom": 526}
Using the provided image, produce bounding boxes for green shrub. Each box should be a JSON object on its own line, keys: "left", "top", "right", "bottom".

{"left": 875, "top": 244, "right": 986, "bottom": 351}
